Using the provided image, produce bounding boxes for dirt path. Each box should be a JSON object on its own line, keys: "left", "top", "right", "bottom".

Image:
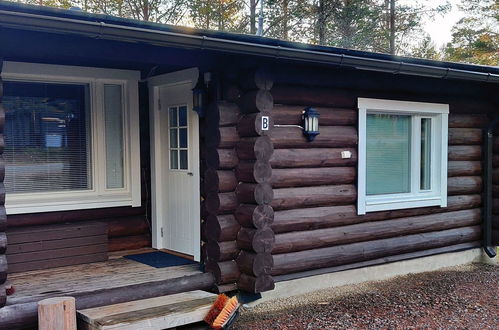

{"left": 234, "top": 263, "right": 498, "bottom": 329}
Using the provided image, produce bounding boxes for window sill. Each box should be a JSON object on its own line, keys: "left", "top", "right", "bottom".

{"left": 360, "top": 196, "right": 446, "bottom": 214}
{"left": 6, "top": 193, "right": 141, "bottom": 215}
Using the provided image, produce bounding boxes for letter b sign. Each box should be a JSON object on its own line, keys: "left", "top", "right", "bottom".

{"left": 261, "top": 116, "right": 269, "bottom": 131}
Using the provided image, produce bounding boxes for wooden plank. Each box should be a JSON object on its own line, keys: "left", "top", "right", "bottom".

{"left": 7, "top": 222, "right": 107, "bottom": 244}
{"left": 7, "top": 244, "right": 108, "bottom": 264}
{"left": 77, "top": 291, "right": 217, "bottom": 330}
{"left": 7, "top": 235, "right": 108, "bottom": 255}
{"left": 8, "top": 253, "right": 109, "bottom": 274}
{"left": 39, "top": 297, "right": 77, "bottom": 330}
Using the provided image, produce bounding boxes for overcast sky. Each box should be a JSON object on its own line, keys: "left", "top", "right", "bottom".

{"left": 418, "top": 0, "right": 464, "bottom": 47}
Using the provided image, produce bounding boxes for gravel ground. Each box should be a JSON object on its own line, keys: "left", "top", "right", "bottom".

{"left": 233, "top": 263, "right": 498, "bottom": 329}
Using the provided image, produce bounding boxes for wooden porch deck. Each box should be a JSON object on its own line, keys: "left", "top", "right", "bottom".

{"left": 6, "top": 249, "right": 204, "bottom": 306}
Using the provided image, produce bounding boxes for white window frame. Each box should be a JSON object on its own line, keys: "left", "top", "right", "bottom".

{"left": 2, "top": 61, "right": 141, "bottom": 214}
{"left": 357, "top": 98, "right": 449, "bottom": 215}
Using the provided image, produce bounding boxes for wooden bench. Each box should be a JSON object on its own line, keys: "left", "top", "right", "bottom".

{"left": 77, "top": 290, "right": 217, "bottom": 330}
{"left": 6, "top": 221, "right": 108, "bottom": 273}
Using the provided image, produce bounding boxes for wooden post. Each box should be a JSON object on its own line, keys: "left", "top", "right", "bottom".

{"left": 38, "top": 297, "right": 77, "bottom": 330}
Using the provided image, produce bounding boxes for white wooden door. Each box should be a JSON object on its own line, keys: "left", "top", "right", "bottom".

{"left": 149, "top": 69, "right": 200, "bottom": 261}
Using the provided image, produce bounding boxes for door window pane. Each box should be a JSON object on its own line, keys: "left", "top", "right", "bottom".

{"left": 179, "top": 128, "right": 188, "bottom": 148}
{"left": 168, "top": 105, "right": 188, "bottom": 170}
{"left": 179, "top": 106, "right": 187, "bottom": 126}
{"left": 420, "top": 118, "right": 432, "bottom": 190}
{"left": 179, "top": 150, "right": 188, "bottom": 170}
{"left": 104, "top": 84, "right": 124, "bottom": 189}
{"left": 3, "top": 81, "right": 91, "bottom": 193}
{"left": 366, "top": 114, "right": 411, "bottom": 195}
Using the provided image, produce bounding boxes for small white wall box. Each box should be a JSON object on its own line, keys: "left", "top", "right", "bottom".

{"left": 341, "top": 151, "right": 352, "bottom": 159}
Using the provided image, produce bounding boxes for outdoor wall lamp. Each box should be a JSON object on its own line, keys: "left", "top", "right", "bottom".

{"left": 192, "top": 77, "right": 206, "bottom": 118}
{"left": 302, "top": 106, "right": 320, "bottom": 141}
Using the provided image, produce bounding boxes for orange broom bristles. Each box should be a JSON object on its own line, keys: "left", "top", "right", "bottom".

{"left": 211, "top": 296, "right": 240, "bottom": 329}
{"left": 204, "top": 294, "right": 229, "bottom": 325}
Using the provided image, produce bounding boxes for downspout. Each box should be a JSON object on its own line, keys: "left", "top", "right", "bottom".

{"left": 483, "top": 116, "right": 499, "bottom": 258}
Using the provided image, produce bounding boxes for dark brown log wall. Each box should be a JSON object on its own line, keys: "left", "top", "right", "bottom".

{"left": 268, "top": 76, "right": 487, "bottom": 278}
{"left": 202, "top": 79, "right": 242, "bottom": 294}
{"left": 492, "top": 135, "right": 499, "bottom": 246}
{"left": 0, "top": 59, "right": 7, "bottom": 307}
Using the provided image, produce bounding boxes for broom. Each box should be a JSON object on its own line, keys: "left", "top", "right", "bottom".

{"left": 204, "top": 294, "right": 240, "bottom": 329}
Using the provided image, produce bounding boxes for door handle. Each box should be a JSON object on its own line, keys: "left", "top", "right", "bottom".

{"left": 187, "top": 172, "right": 194, "bottom": 176}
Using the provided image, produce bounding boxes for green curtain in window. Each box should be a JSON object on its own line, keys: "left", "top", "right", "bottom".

{"left": 366, "top": 114, "right": 411, "bottom": 195}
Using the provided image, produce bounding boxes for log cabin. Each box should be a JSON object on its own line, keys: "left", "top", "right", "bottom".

{"left": 0, "top": 1, "right": 497, "bottom": 328}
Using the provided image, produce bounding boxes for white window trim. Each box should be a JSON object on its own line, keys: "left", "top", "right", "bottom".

{"left": 2, "top": 61, "right": 141, "bottom": 214}
{"left": 357, "top": 98, "right": 449, "bottom": 215}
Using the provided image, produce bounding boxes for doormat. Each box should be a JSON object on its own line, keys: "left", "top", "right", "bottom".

{"left": 124, "top": 251, "right": 198, "bottom": 268}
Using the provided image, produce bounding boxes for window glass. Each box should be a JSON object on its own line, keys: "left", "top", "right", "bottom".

{"left": 3, "top": 81, "right": 91, "bottom": 193}
{"left": 366, "top": 114, "right": 411, "bottom": 195}
{"left": 104, "top": 84, "right": 124, "bottom": 189}
{"left": 420, "top": 118, "right": 432, "bottom": 190}
{"left": 168, "top": 105, "right": 188, "bottom": 170}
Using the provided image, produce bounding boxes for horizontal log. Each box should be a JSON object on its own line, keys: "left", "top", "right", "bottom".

{"left": 221, "top": 84, "right": 241, "bottom": 103}
{"left": 204, "top": 126, "right": 239, "bottom": 149}
{"left": 0, "top": 255, "right": 6, "bottom": 283}
{"left": 272, "top": 85, "right": 356, "bottom": 108}
{"left": 205, "top": 214, "right": 240, "bottom": 242}
{"left": 273, "top": 105, "right": 357, "bottom": 126}
{"left": 108, "top": 234, "right": 150, "bottom": 252}
{"left": 271, "top": 126, "right": 357, "bottom": 149}
{"left": 271, "top": 226, "right": 481, "bottom": 275}
{"left": 236, "top": 136, "right": 274, "bottom": 161}
{"left": 0, "top": 206, "right": 5, "bottom": 232}
{"left": 237, "top": 227, "right": 275, "bottom": 253}
{"left": 493, "top": 215, "right": 499, "bottom": 229}
{"left": 239, "top": 89, "right": 273, "bottom": 113}
{"left": 448, "top": 161, "right": 481, "bottom": 177}
{"left": 272, "top": 184, "right": 356, "bottom": 210}
{"left": 448, "top": 114, "right": 488, "bottom": 128}
{"left": 204, "top": 192, "right": 238, "bottom": 214}
{"left": 447, "top": 176, "right": 482, "bottom": 195}
{"left": 205, "top": 260, "right": 240, "bottom": 284}
{"left": 0, "top": 232, "right": 5, "bottom": 254}
{"left": 493, "top": 229, "right": 499, "bottom": 245}
{"left": 448, "top": 128, "right": 482, "bottom": 145}
{"left": 448, "top": 145, "right": 482, "bottom": 161}
{"left": 235, "top": 204, "right": 274, "bottom": 229}
{"left": 274, "top": 241, "right": 481, "bottom": 282}
{"left": 272, "top": 194, "right": 481, "bottom": 234}
{"left": 7, "top": 206, "right": 146, "bottom": 228}
{"left": 237, "top": 250, "right": 273, "bottom": 277}
{"left": 205, "top": 240, "right": 239, "bottom": 262}
{"left": 272, "top": 208, "right": 481, "bottom": 254}
{"left": 204, "top": 169, "right": 238, "bottom": 194}
{"left": 236, "top": 183, "right": 273, "bottom": 205}
{"left": 107, "top": 216, "right": 148, "bottom": 238}
{"left": 239, "top": 67, "right": 274, "bottom": 91}
{"left": 270, "top": 148, "right": 357, "bottom": 168}
{"left": 211, "top": 283, "right": 238, "bottom": 294}
{"left": 204, "top": 148, "right": 238, "bottom": 170}
{"left": 494, "top": 169, "right": 499, "bottom": 185}
{"left": 271, "top": 167, "right": 355, "bottom": 188}
{"left": 237, "top": 273, "right": 275, "bottom": 293}
{"left": 237, "top": 112, "right": 273, "bottom": 137}
{"left": 494, "top": 155, "right": 499, "bottom": 168}
{"left": 207, "top": 101, "right": 240, "bottom": 127}
{"left": 271, "top": 67, "right": 495, "bottom": 109}
{"left": 236, "top": 160, "right": 272, "bottom": 184}
{"left": 0, "top": 285, "right": 4, "bottom": 309}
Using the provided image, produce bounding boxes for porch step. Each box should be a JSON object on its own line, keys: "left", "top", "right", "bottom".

{"left": 77, "top": 290, "right": 217, "bottom": 330}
